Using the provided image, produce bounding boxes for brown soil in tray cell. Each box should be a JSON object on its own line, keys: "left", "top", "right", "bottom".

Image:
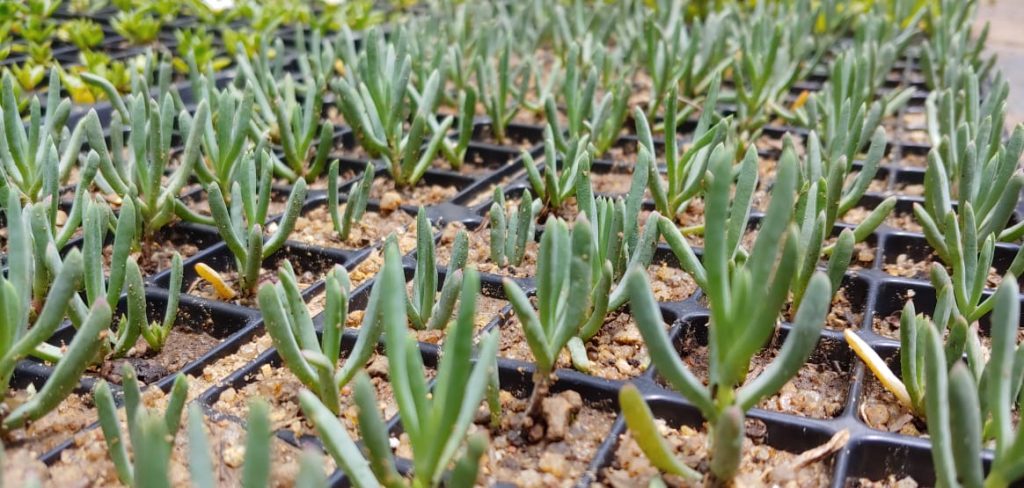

{"left": 436, "top": 222, "right": 541, "bottom": 279}
{"left": 464, "top": 389, "right": 615, "bottom": 487}
{"left": 430, "top": 153, "right": 502, "bottom": 176}
{"left": 847, "top": 475, "right": 921, "bottom": 487}
{"left": 41, "top": 390, "right": 326, "bottom": 487}
{"left": 823, "top": 287, "right": 866, "bottom": 330}
{"left": 598, "top": 418, "right": 836, "bottom": 487}
{"left": 843, "top": 171, "right": 889, "bottom": 195}
{"left": 824, "top": 235, "right": 877, "bottom": 271}
{"left": 755, "top": 134, "right": 806, "bottom": 157}
{"left": 186, "top": 192, "right": 292, "bottom": 219}
{"left": 342, "top": 292, "right": 509, "bottom": 346}
{"left": 189, "top": 334, "right": 274, "bottom": 394}
{"left": 900, "top": 130, "right": 929, "bottom": 144}
{"left": 893, "top": 182, "right": 925, "bottom": 197}
{"left": 894, "top": 152, "right": 928, "bottom": 169}
{"left": 843, "top": 207, "right": 923, "bottom": 234}
{"left": 368, "top": 176, "right": 460, "bottom": 207}
{"left": 567, "top": 310, "right": 652, "bottom": 380}
{"left": 901, "top": 112, "right": 926, "bottom": 128}
{"left": 669, "top": 331, "right": 849, "bottom": 420}
{"left": 466, "top": 172, "right": 522, "bottom": 207}
{"left": 590, "top": 170, "right": 646, "bottom": 197}
{"left": 186, "top": 263, "right": 322, "bottom": 308}
{"left": 859, "top": 374, "right": 925, "bottom": 436}
{"left": 106, "top": 235, "right": 202, "bottom": 276}
{"left": 287, "top": 205, "right": 415, "bottom": 250}
{"left": 881, "top": 253, "right": 933, "bottom": 280}
{"left": 601, "top": 140, "right": 643, "bottom": 165}
{"left": 342, "top": 228, "right": 422, "bottom": 289}
{"left": 0, "top": 391, "right": 95, "bottom": 458}
{"left": 278, "top": 160, "right": 366, "bottom": 191}
{"left": 473, "top": 131, "right": 540, "bottom": 150}
{"left": 648, "top": 263, "right": 699, "bottom": 302}
{"left": 214, "top": 353, "right": 428, "bottom": 441}
{"left": 89, "top": 325, "right": 222, "bottom": 385}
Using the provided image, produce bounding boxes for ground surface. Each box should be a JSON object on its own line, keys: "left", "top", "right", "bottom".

{"left": 977, "top": 1, "right": 1024, "bottom": 128}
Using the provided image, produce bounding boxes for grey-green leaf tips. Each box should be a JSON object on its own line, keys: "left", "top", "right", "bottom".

{"left": 921, "top": 276, "right": 1024, "bottom": 488}
{"left": 619, "top": 141, "right": 830, "bottom": 481}
{"left": 93, "top": 365, "right": 188, "bottom": 488}
{"left": 407, "top": 207, "right": 467, "bottom": 331}
{"left": 300, "top": 236, "right": 498, "bottom": 487}
{"left": 205, "top": 147, "right": 308, "bottom": 295}
{"left": 489, "top": 187, "right": 536, "bottom": 268}
{"left": 504, "top": 215, "right": 603, "bottom": 412}
{"left": 258, "top": 262, "right": 377, "bottom": 415}
{"left": 329, "top": 160, "right": 374, "bottom": 242}
{"left": 0, "top": 195, "right": 110, "bottom": 431}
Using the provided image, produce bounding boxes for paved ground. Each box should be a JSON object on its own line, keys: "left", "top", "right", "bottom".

{"left": 975, "top": 1, "right": 1024, "bottom": 128}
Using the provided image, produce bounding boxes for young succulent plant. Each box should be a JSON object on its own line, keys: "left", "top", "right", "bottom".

{"left": 93, "top": 364, "right": 188, "bottom": 488}
{"left": 235, "top": 38, "right": 334, "bottom": 183}
{"left": 327, "top": 160, "right": 374, "bottom": 242}
{"left": 786, "top": 131, "right": 893, "bottom": 310}
{"left": 0, "top": 69, "right": 91, "bottom": 249}
{"left": 429, "top": 85, "right": 476, "bottom": 171}
{"left": 489, "top": 187, "right": 537, "bottom": 269}
{"left": 80, "top": 196, "right": 183, "bottom": 357}
{"left": 850, "top": 276, "right": 1024, "bottom": 487}
{"left": 407, "top": 207, "right": 468, "bottom": 331}
{"left": 203, "top": 148, "right": 308, "bottom": 297}
{"left": 331, "top": 28, "right": 452, "bottom": 187}
{"left": 300, "top": 238, "right": 498, "bottom": 488}
{"left": 620, "top": 141, "right": 832, "bottom": 482}
{"left": 78, "top": 72, "right": 211, "bottom": 242}
{"left": 257, "top": 262, "right": 379, "bottom": 415}
{"left": 924, "top": 277, "right": 1024, "bottom": 488}
{"left": 189, "top": 75, "right": 255, "bottom": 194}
{"left": 637, "top": 9, "right": 731, "bottom": 119}
{"left": 634, "top": 79, "right": 729, "bottom": 220}
{"left": 503, "top": 215, "right": 610, "bottom": 412}
{"left": 0, "top": 195, "right": 112, "bottom": 431}
{"left": 926, "top": 61, "right": 1006, "bottom": 162}
{"left": 568, "top": 189, "right": 660, "bottom": 373}
{"left": 188, "top": 401, "right": 283, "bottom": 488}
{"left": 920, "top": 0, "right": 993, "bottom": 91}
{"left": 914, "top": 128, "right": 1024, "bottom": 323}
{"left": 521, "top": 126, "right": 593, "bottom": 211}
{"left": 543, "top": 44, "right": 630, "bottom": 157}
{"left": 59, "top": 18, "right": 105, "bottom": 51}
{"left": 728, "top": 0, "right": 835, "bottom": 140}
{"left": 474, "top": 41, "right": 528, "bottom": 145}
{"left": 111, "top": 8, "right": 162, "bottom": 45}
{"left": 776, "top": 36, "right": 916, "bottom": 155}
